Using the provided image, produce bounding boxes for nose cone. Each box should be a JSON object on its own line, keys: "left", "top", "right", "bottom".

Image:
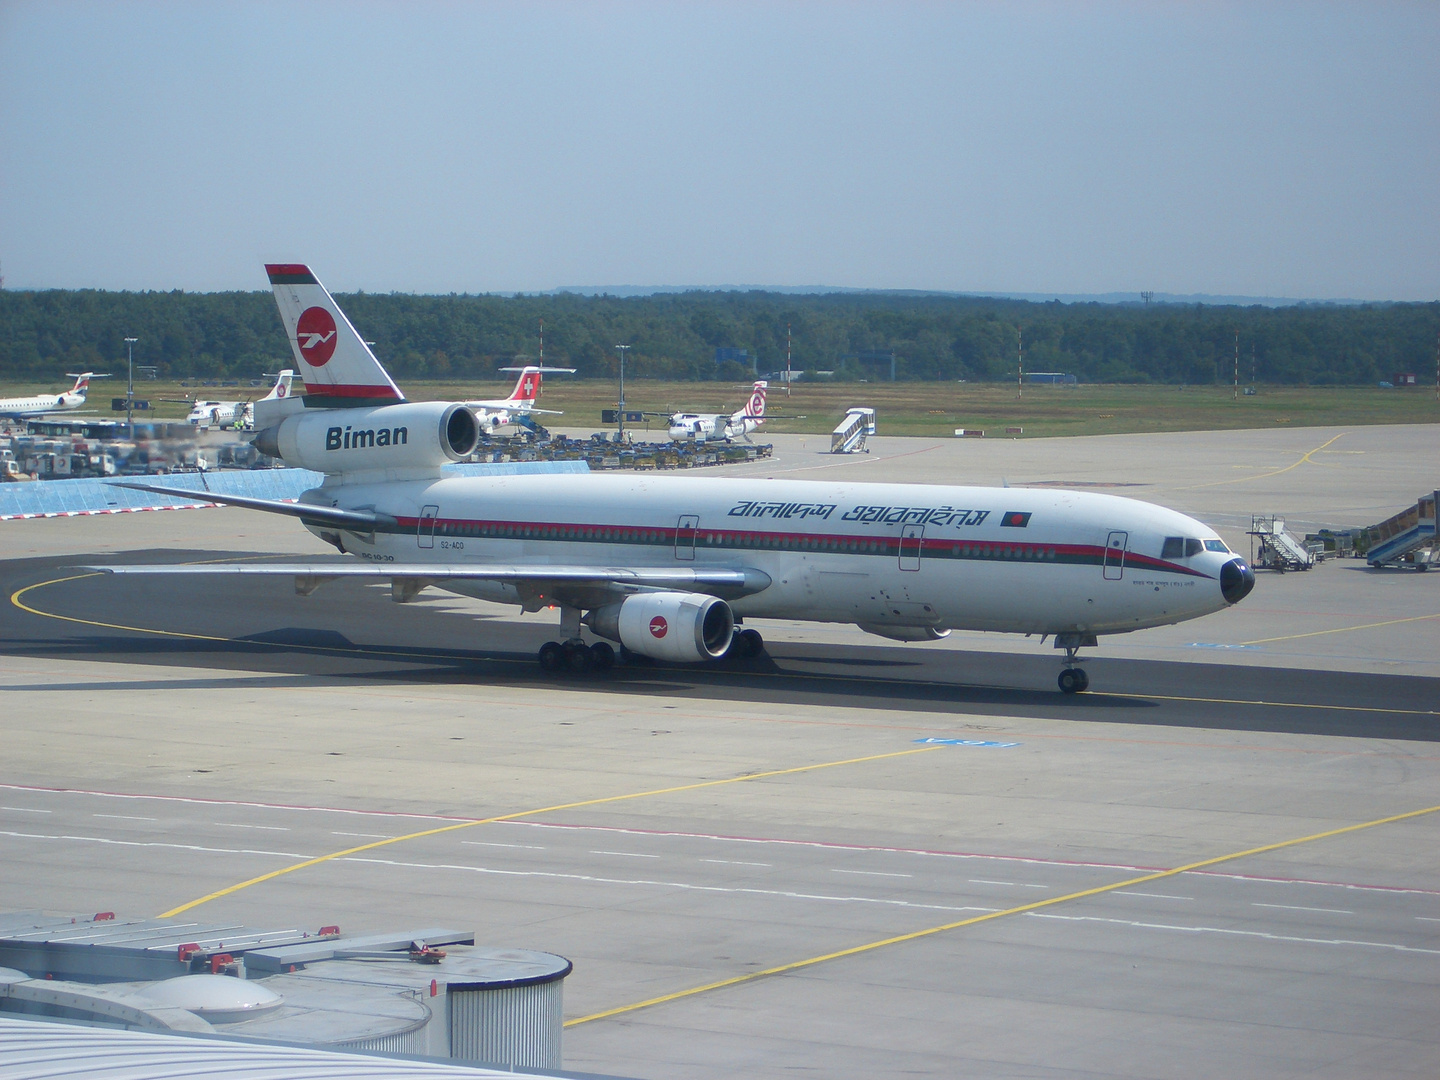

{"left": 1221, "top": 558, "right": 1256, "bottom": 605}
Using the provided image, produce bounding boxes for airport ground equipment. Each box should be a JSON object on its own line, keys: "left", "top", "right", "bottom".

{"left": 1364, "top": 490, "right": 1438, "bottom": 569}
{"left": 1248, "top": 515, "right": 1317, "bottom": 572}
{"left": 831, "top": 407, "right": 875, "bottom": 453}
{"left": 0, "top": 910, "right": 569, "bottom": 1067}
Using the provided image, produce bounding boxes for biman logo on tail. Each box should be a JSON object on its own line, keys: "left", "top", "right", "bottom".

{"left": 296, "top": 307, "right": 338, "bottom": 366}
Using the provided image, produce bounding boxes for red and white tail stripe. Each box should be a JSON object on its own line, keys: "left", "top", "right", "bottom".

{"left": 265, "top": 265, "right": 405, "bottom": 408}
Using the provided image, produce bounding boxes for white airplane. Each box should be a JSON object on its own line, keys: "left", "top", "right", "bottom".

{"left": 185, "top": 370, "right": 296, "bottom": 430}
{"left": 0, "top": 373, "right": 107, "bottom": 419}
{"left": 186, "top": 399, "right": 252, "bottom": 430}
{"left": 95, "top": 263, "right": 1255, "bottom": 694}
{"left": 465, "top": 366, "right": 571, "bottom": 436}
{"left": 668, "top": 382, "right": 768, "bottom": 442}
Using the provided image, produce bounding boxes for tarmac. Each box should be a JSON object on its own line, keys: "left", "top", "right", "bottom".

{"left": 1, "top": 422, "right": 1437, "bottom": 1079}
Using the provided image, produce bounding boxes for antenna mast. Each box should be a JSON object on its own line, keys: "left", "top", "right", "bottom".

{"left": 786, "top": 323, "right": 792, "bottom": 397}
{"left": 1233, "top": 329, "right": 1239, "bottom": 401}
{"left": 1017, "top": 326, "right": 1023, "bottom": 399}
{"left": 539, "top": 318, "right": 544, "bottom": 365}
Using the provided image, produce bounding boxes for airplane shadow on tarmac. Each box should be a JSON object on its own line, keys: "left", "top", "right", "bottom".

{"left": 3, "top": 554, "right": 1437, "bottom": 742}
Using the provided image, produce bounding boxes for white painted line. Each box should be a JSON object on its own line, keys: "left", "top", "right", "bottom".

{"left": 699, "top": 859, "right": 771, "bottom": 867}
{"left": 1115, "top": 891, "right": 1193, "bottom": 901}
{"left": 831, "top": 869, "right": 913, "bottom": 879}
{"left": 970, "top": 879, "right": 1049, "bottom": 889}
{"left": 0, "top": 829, "right": 311, "bottom": 860}
{"left": 331, "top": 831, "right": 394, "bottom": 839}
{"left": 1030, "top": 913, "right": 1439, "bottom": 956}
{"left": 1252, "top": 903, "right": 1353, "bottom": 915}
{"left": 343, "top": 855, "right": 1004, "bottom": 916}
{"left": 212, "top": 822, "right": 291, "bottom": 832}
{"left": 590, "top": 850, "right": 660, "bottom": 859}
{"left": 93, "top": 814, "right": 158, "bottom": 821}
{"left": 1, "top": 807, "right": 51, "bottom": 814}
{"left": 1417, "top": 917, "right": 1440, "bottom": 923}
{"left": 462, "top": 841, "right": 547, "bottom": 851}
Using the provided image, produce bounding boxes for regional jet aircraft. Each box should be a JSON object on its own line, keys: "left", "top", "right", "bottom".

{"left": 465, "top": 366, "right": 572, "bottom": 436}
{"left": 95, "top": 265, "right": 1255, "bottom": 693}
{"left": 0, "top": 373, "right": 107, "bottom": 419}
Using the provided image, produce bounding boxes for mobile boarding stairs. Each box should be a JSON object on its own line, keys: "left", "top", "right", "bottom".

{"left": 1248, "top": 515, "right": 1320, "bottom": 572}
{"left": 831, "top": 408, "right": 876, "bottom": 454}
{"left": 1364, "top": 490, "right": 1438, "bottom": 570}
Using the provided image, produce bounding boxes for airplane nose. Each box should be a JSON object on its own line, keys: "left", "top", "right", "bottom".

{"left": 1220, "top": 558, "right": 1256, "bottom": 605}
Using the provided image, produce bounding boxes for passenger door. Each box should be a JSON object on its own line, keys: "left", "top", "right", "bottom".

{"left": 418, "top": 504, "right": 439, "bottom": 549}
{"left": 1102, "top": 530, "right": 1128, "bottom": 579}
{"left": 675, "top": 514, "right": 699, "bottom": 561}
{"left": 899, "top": 524, "right": 924, "bottom": 571}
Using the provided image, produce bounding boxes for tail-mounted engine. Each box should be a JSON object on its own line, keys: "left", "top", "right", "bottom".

{"left": 585, "top": 592, "right": 734, "bottom": 663}
{"left": 253, "top": 401, "right": 479, "bottom": 475}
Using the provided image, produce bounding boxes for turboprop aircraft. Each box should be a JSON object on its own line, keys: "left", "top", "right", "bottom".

{"left": 0, "top": 373, "right": 108, "bottom": 419}
{"left": 668, "top": 381, "right": 768, "bottom": 442}
{"left": 465, "top": 365, "right": 573, "bottom": 436}
{"left": 92, "top": 264, "right": 1255, "bottom": 694}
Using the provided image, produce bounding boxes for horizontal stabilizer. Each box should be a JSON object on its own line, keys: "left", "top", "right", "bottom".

{"left": 106, "top": 482, "right": 388, "bottom": 530}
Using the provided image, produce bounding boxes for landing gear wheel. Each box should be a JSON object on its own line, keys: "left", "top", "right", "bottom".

{"left": 589, "top": 641, "right": 615, "bottom": 670}
{"left": 563, "top": 642, "right": 593, "bottom": 673}
{"left": 730, "top": 627, "right": 765, "bottom": 660}
{"left": 538, "top": 641, "right": 565, "bottom": 673}
{"left": 1058, "top": 667, "right": 1089, "bottom": 694}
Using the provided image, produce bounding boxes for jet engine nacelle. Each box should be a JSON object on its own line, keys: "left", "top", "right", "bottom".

{"left": 586, "top": 591, "right": 734, "bottom": 663}
{"left": 253, "top": 401, "right": 479, "bottom": 475}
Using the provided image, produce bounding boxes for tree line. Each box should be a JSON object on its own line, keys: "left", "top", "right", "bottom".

{"left": 0, "top": 287, "right": 1435, "bottom": 387}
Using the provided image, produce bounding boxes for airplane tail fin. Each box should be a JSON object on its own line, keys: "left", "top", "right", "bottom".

{"left": 259, "top": 370, "right": 295, "bottom": 402}
{"left": 265, "top": 265, "right": 405, "bottom": 409}
{"left": 507, "top": 367, "right": 541, "bottom": 405}
{"left": 738, "top": 381, "right": 767, "bottom": 420}
{"left": 65, "top": 372, "right": 95, "bottom": 397}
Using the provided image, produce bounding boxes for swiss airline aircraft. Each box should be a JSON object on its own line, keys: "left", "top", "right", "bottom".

{"left": 184, "top": 370, "right": 295, "bottom": 430}
{"left": 0, "top": 373, "right": 107, "bottom": 419}
{"left": 465, "top": 366, "right": 571, "bottom": 436}
{"left": 668, "top": 382, "right": 768, "bottom": 442}
{"left": 99, "top": 264, "right": 1255, "bottom": 693}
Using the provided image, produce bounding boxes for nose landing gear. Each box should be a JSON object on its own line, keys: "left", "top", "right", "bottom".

{"left": 1054, "top": 631, "right": 1097, "bottom": 694}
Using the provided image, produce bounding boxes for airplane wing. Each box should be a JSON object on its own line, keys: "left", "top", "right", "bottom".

{"left": 81, "top": 560, "right": 772, "bottom": 606}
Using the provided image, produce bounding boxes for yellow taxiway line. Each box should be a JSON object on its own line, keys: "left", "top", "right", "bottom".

{"left": 565, "top": 801, "right": 1440, "bottom": 1027}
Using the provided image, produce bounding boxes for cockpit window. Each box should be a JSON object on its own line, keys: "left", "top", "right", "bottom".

{"left": 1204, "top": 539, "right": 1229, "bottom": 553}
{"left": 1161, "top": 537, "right": 1184, "bottom": 559}
{"left": 1184, "top": 538, "right": 1204, "bottom": 557}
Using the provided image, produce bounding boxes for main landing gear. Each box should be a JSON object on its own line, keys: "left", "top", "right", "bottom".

{"left": 1054, "top": 631, "right": 1097, "bottom": 694}
{"left": 537, "top": 605, "right": 615, "bottom": 675}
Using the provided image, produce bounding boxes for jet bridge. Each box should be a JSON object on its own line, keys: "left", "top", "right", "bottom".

{"left": 1365, "top": 490, "right": 1438, "bottom": 569}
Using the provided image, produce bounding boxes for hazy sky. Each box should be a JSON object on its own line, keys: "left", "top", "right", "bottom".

{"left": 1, "top": 1, "right": 1436, "bottom": 299}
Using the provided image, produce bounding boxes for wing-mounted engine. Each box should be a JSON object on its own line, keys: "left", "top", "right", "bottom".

{"left": 253, "top": 401, "right": 479, "bottom": 475}
{"left": 585, "top": 591, "right": 734, "bottom": 662}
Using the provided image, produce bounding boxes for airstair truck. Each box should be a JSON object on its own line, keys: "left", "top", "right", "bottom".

{"left": 831, "top": 408, "right": 876, "bottom": 454}
{"left": 1366, "top": 491, "right": 1438, "bottom": 570}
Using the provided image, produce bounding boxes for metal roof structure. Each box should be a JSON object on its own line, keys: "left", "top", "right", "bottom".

{"left": 0, "top": 1017, "right": 590, "bottom": 1079}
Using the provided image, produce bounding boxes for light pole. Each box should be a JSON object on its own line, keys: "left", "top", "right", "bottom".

{"left": 614, "top": 344, "right": 630, "bottom": 440}
{"left": 124, "top": 337, "right": 138, "bottom": 438}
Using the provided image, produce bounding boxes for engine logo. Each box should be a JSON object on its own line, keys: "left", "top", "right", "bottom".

{"left": 296, "top": 307, "right": 338, "bottom": 367}
{"left": 649, "top": 615, "right": 668, "bottom": 638}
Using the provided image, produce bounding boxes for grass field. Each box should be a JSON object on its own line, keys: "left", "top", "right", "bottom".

{"left": 4, "top": 378, "right": 1437, "bottom": 439}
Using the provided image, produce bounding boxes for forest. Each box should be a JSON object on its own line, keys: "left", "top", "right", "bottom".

{"left": 0, "top": 287, "right": 1435, "bottom": 387}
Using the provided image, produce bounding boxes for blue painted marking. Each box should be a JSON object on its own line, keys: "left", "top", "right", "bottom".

{"left": 1186, "top": 642, "right": 1259, "bottom": 650}
{"left": 914, "top": 737, "right": 1020, "bottom": 748}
